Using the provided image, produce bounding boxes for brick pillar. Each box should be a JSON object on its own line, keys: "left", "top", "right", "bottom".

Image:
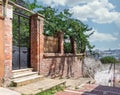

{"left": 0, "top": 3, "right": 13, "bottom": 87}
{"left": 30, "top": 14, "right": 44, "bottom": 73}
{"left": 70, "top": 37, "right": 77, "bottom": 54}
{"left": 4, "top": 5, "right": 13, "bottom": 86}
{"left": 0, "top": 2, "right": 4, "bottom": 86}
{"left": 58, "top": 32, "right": 64, "bottom": 54}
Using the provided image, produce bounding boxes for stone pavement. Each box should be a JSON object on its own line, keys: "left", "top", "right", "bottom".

{"left": 60, "top": 77, "right": 93, "bottom": 89}
{"left": 0, "top": 77, "right": 93, "bottom": 95}
{"left": 9, "top": 77, "right": 92, "bottom": 95}
{"left": 10, "top": 78, "right": 66, "bottom": 95}
{"left": 56, "top": 84, "right": 120, "bottom": 95}
{"left": 0, "top": 87, "right": 21, "bottom": 95}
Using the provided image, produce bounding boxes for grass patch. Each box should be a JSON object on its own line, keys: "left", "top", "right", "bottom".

{"left": 36, "top": 85, "right": 65, "bottom": 95}
{"left": 9, "top": 81, "right": 16, "bottom": 87}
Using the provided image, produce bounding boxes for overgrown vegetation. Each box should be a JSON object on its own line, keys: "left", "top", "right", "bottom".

{"left": 12, "top": 14, "right": 30, "bottom": 47}
{"left": 64, "top": 42, "right": 72, "bottom": 53}
{"left": 36, "top": 85, "right": 65, "bottom": 95}
{"left": 12, "top": 0, "right": 95, "bottom": 53}
{"left": 100, "top": 56, "right": 118, "bottom": 64}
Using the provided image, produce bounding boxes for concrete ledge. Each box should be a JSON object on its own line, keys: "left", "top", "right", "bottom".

{"left": 0, "top": 87, "right": 21, "bottom": 95}
{"left": 44, "top": 53, "right": 84, "bottom": 58}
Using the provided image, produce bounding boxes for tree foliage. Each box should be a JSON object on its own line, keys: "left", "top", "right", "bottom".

{"left": 12, "top": 0, "right": 30, "bottom": 47}
{"left": 100, "top": 56, "right": 118, "bottom": 64}
{"left": 64, "top": 42, "right": 72, "bottom": 53}
{"left": 12, "top": 0, "right": 95, "bottom": 53}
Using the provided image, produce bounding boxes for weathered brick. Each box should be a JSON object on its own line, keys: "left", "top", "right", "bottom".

{"left": 30, "top": 14, "right": 44, "bottom": 71}
{"left": 0, "top": 4, "right": 12, "bottom": 87}
{"left": 0, "top": 11, "right": 4, "bottom": 84}
{"left": 58, "top": 32, "right": 64, "bottom": 54}
{"left": 40, "top": 54, "right": 83, "bottom": 78}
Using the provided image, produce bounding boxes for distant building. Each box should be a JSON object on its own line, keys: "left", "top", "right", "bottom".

{"left": 92, "top": 49, "right": 120, "bottom": 61}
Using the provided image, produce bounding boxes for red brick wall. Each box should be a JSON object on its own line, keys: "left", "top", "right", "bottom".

{"left": 0, "top": 4, "right": 12, "bottom": 87}
{"left": 40, "top": 31, "right": 82, "bottom": 78}
{"left": 4, "top": 17, "right": 12, "bottom": 86}
{"left": 44, "top": 36, "right": 59, "bottom": 53}
{"left": 0, "top": 13, "right": 4, "bottom": 86}
{"left": 40, "top": 54, "right": 83, "bottom": 79}
{"left": 30, "top": 14, "right": 44, "bottom": 72}
{"left": 70, "top": 37, "right": 77, "bottom": 54}
{"left": 30, "top": 9, "right": 83, "bottom": 79}
{"left": 0, "top": 2, "right": 83, "bottom": 87}
{"left": 58, "top": 32, "right": 64, "bottom": 54}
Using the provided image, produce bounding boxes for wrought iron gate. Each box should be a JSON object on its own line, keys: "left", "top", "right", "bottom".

{"left": 12, "top": 11, "right": 30, "bottom": 70}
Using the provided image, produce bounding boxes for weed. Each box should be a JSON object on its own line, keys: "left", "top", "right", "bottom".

{"left": 36, "top": 85, "right": 65, "bottom": 95}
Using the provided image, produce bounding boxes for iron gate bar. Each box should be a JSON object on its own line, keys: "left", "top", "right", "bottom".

{"left": 13, "top": 11, "right": 30, "bottom": 19}
{"left": 18, "top": 15, "right": 21, "bottom": 69}
{"left": 14, "top": 10, "right": 30, "bottom": 69}
{"left": 13, "top": 11, "right": 30, "bottom": 69}
{"left": 12, "top": 2, "right": 31, "bottom": 70}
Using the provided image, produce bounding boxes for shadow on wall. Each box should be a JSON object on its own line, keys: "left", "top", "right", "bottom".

{"left": 66, "top": 57, "right": 74, "bottom": 78}
{"left": 46, "top": 58, "right": 57, "bottom": 78}
{"left": 46, "top": 57, "right": 76, "bottom": 79}
{"left": 58, "top": 57, "right": 65, "bottom": 78}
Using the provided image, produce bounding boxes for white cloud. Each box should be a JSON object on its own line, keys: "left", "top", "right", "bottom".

{"left": 65, "top": 0, "right": 96, "bottom": 6}
{"left": 118, "top": 44, "right": 120, "bottom": 48}
{"left": 88, "top": 30, "right": 117, "bottom": 42}
{"left": 39, "top": 0, "right": 98, "bottom": 7}
{"left": 39, "top": 0, "right": 66, "bottom": 6}
{"left": 69, "top": 0, "right": 120, "bottom": 24}
{"left": 38, "top": 0, "right": 120, "bottom": 25}
{"left": 114, "top": 32, "right": 120, "bottom": 37}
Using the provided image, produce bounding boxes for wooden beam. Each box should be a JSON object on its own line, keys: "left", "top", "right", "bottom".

{"left": 8, "top": 0, "right": 44, "bottom": 18}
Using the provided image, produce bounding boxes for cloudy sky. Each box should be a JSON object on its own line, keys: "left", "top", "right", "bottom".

{"left": 31, "top": 0, "right": 120, "bottom": 50}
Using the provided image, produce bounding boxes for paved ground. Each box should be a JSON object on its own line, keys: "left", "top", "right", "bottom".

{"left": 1, "top": 77, "right": 120, "bottom": 95}
{"left": 9, "top": 78, "right": 66, "bottom": 95}
{"left": 60, "top": 78, "right": 93, "bottom": 89}
{"left": 56, "top": 84, "right": 120, "bottom": 95}
{"left": 9, "top": 77, "right": 92, "bottom": 95}
{"left": 0, "top": 87, "right": 21, "bottom": 95}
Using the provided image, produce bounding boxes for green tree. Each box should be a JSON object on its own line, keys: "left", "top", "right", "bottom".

{"left": 12, "top": 0, "right": 95, "bottom": 53}
{"left": 100, "top": 56, "right": 118, "bottom": 64}
{"left": 12, "top": 0, "right": 30, "bottom": 47}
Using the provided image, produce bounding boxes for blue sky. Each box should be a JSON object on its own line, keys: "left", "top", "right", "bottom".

{"left": 30, "top": 0, "right": 120, "bottom": 50}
